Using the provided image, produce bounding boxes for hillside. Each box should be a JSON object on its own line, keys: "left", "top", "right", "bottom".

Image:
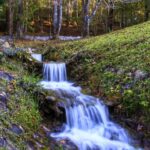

{"left": 1, "top": 21, "right": 150, "bottom": 149}
{"left": 41, "top": 21, "right": 150, "bottom": 141}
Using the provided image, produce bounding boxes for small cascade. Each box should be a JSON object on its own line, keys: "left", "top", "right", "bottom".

{"left": 31, "top": 53, "right": 42, "bottom": 62}
{"left": 43, "top": 62, "right": 67, "bottom": 82}
{"left": 40, "top": 62, "right": 140, "bottom": 150}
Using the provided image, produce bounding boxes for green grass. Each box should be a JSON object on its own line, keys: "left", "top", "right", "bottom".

{"left": 0, "top": 55, "right": 42, "bottom": 149}
{"left": 42, "top": 21, "right": 150, "bottom": 132}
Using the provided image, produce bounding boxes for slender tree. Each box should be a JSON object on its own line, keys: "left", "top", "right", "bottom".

{"left": 8, "top": 0, "right": 14, "bottom": 37}
{"left": 82, "top": 0, "right": 102, "bottom": 37}
{"left": 17, "top": 0, "right": 24, "bottom": 38}
{"left": 144, "top": 0, "right": 150, "bottom": 21}
{"left": 53, "top": 0, "right": 63, "bottom": 39}
{"left": 107, "top": 0, "right": 114, "bottom": 31}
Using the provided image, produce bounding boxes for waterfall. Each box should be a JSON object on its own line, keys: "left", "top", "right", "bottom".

{"left": 31, "top": 53, "right": 42, "bottom": 62}
{"left": 43, "top": 62, "right": 67, "bottom": 82}
{"left": 40, "top": 62, "right": 139, "bottom": 150}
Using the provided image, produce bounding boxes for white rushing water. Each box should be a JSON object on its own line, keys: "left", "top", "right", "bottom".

{"left": 40, "top": 62, "right": 139, "bottom": 150}
{"left": 43, "top": 62, "right": 67, "bottom": 81}
{"left": 31, "top": 53, "right": 42, "bottom": 62}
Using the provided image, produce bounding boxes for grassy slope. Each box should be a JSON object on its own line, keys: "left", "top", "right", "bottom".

{"left": 0, "top": 55, "right": 41, "bottom": 149}
{"left": 14, "top": 21, "right": 150, "bottom": 137}
{"left": 50, "top": 21, "right": 150, "bottom": 134}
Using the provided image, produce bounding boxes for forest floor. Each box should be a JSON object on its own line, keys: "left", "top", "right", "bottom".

{"left": 0, "top": 21, "right": 150, "bottom": 149}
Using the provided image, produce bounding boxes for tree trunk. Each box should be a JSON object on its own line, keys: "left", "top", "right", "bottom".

{"left": 82, "top": 0, "right": 101, "bottom": 37}
{"left": 53, "top": 0, "right": 63, "bottom": 39}
{"left": 8, "top": 0, "right": 14, "bottom": 37}
{"left": 144, "top": 0, "right": 150, "bottom": 21}
{"left": 82, "top": 0, "right": 90, "bottom": 37}
{"left": 83, "top": 15, "right": 90, "bottom": 37}
{"left": 107, "top": 1, "right": 113, "bottom": 32}
{"left": 17, "top": 0, "right": 24, "bottom": 38}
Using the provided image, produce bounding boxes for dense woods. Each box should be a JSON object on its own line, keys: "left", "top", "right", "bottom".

{"left": 0, "top": 0, "right": 149, "bottom": 38}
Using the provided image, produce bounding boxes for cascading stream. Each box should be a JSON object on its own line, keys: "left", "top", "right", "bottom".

{"left": 43, "top": 62, "right": 67, "bottom": 81}
{"left": 40, "top": 62, "right": 140, "bottom": 150}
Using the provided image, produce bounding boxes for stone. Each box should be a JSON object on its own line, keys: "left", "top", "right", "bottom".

{"left": 10, "top": 124, "right": 24, "bottom": 135}
{"left": 134, "top": 70, "right": 147, "bottom": 80}
{"left": 46, "top": 96, "right": 56, "bottom": 102}
{"left": 0, "top": 92, "right": 8, "bottom": 103}
{"left": 0, "top": 71, "right": 14, "bottom": 81}
{"left": 0, "top": 137, "right": 7, "bottom": 147}
{"left": 2, "top": 42, "right": 10, "bottom": 48}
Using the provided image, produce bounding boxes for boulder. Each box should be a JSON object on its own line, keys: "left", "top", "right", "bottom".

{"left": 2, "top": 42, "right": 10, "bottom": 48}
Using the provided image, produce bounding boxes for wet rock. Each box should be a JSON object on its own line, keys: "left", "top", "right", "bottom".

{"left": 10, "top": 124, "right": 24, "bottom": 135}
{"left": 105, "top": 101, "right": 120, "bottom": 107}
{"left": 0, "top": 92, "right": 8, "bottom": 103}
{"left": 0, "top": 137, "right": 7, "bottom": 147}
{"left": 46, "top": 96, "right": 56, "bottom": 102}
{"left": 0, "top": 71, "right": 14, "bottom": 81}
{"left": 134, "top": 70, "right": 147, "bottom": 80}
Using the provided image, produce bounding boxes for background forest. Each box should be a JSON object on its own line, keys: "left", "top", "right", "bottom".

{"left": 0, "top": 0, "right": 150, "bottom": 38}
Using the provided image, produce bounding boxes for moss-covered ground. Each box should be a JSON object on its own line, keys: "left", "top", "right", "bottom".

{"left": 0, "top": 53, "right": 42, "bottom": 149}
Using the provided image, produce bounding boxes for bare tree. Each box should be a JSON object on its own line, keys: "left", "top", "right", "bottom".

{"left": 53, "top": 0, "right": 63, "bottom": 39}
{"left": 17, "top": 0, "right": 24, "bottom": 38}
{"left": 8, "top": 0, "right": 14, "bottom": 37}
{"left": 82, "top": 0, "right": 102, "bottom": 37}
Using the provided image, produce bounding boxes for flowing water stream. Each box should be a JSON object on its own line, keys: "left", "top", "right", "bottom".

{"left": 37, "top": 60, "right": 140, "bottom": 150}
